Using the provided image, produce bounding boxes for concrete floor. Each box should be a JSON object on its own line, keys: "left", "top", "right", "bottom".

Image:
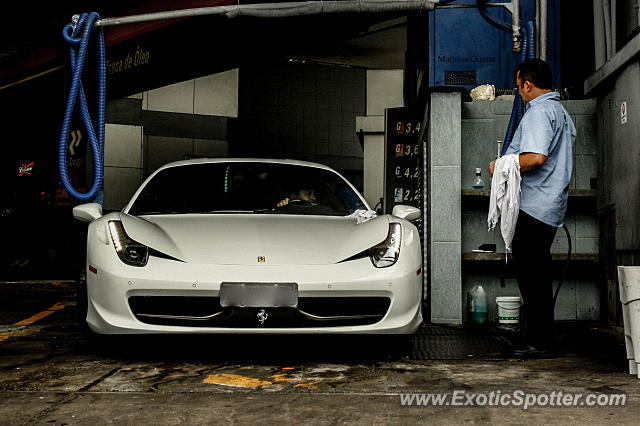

{"left": 1, "top": 280, "right": 639, "bottom": 425}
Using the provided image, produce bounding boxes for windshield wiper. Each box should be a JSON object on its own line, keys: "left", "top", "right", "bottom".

{"left": 201, "top": 210, "right": 255, "bottom": 214}
{"left": 200, "top": 209, "right": 283, "bottom": 214}
{"left": 135, "top": 210, "right": 181, "bottom": 215}
{"left": 253, "top": 209, "right": 281, "bottom": 214}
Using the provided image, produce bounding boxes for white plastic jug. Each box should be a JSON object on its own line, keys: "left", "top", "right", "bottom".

{"left": 469, "top": 285, "right": 488, "bottom": 324}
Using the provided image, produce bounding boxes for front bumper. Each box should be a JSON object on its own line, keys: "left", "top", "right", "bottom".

{"left": 86, "top": 253, "right": 422, "bottom": 335}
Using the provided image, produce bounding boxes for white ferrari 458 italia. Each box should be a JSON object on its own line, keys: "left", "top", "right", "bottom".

{"left": 73, "top": 158, "right": 423, "bottom": 336}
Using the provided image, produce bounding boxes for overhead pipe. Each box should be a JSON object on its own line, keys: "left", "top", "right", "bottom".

{"left": 593, "top": 0, "right": 606, "bottom": 69}
{"left": 511, "top": 0, "right": 520, "bottom": 52}
{"left": 94, "top": 0, "right": 439, "bottom": 27}
{"left": 539, "top": 0, "right": 547, "bottom": 61}
{"left": 602, "top": 0, "right": 613, "bottom": 61}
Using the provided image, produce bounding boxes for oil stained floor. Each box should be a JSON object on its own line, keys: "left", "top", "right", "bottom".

{"left": 1, "top": 280, "right": 637, "bottom": 425}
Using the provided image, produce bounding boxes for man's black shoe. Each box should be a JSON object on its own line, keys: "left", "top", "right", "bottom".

{"left": 512, "top": 345, "right": 560, "bottom": 359}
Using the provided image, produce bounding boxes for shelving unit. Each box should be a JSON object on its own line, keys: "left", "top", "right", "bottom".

{"left": 461, "top": 189, "right": 597, "bottom": 197}
{"left": 461, "top": 189, "right": 597, "bottom": 212}
{"left": 462, "top": 252, "right": 598, "bottom": 262}
{"left": 461, "top": 189, "right": 598, "bottom": 264}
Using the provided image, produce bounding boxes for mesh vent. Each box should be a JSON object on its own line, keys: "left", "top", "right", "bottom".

{"left": 445, "top": 70, "right": 476, "bottom": 86}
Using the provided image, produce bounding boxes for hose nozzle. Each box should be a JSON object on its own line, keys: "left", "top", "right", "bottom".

{"left": 512, "top": 31, "right": 522, "bottom": 53}
{"left": 71, "top": 14, "right": 81, "bottom": 34}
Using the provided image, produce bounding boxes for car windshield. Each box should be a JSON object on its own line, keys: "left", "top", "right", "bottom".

{"left": 128, "top": 162, "right": 367, "bottom": 216}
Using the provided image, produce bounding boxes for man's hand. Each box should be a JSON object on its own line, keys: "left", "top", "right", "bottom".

{"left": 489, "top": 160, "right": 496, "bottom": 178}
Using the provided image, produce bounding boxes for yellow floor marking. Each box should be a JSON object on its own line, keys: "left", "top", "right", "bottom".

{"left": 13, "top": 302, "right": 66, "bottom": 327}
{"left": 1, "top": 301, "right": 67, "bottom": 343}
{"left": 293, "top": 381, "right": 320, "bottom": 389}
{"left": 0, "top": 65, "right": 65, "bottom": 92}
{"left": 271, "top": 373, "right": 296, "bottom": 383}
{"left": 203, "top": 374, "right": 272, "bottom": 388}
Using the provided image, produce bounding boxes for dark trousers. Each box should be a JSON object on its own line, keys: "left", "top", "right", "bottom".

{"left": 511, "top": 210, "right": 558, "bottom": 344}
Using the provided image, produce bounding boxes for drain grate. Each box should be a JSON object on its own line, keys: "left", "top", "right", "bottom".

{"left": 411, "top": 324, "right": 512, "bottom": 360}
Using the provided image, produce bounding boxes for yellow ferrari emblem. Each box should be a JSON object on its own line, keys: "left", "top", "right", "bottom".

{"left": 257, "top": 256, "right": 266, "bottom": 263}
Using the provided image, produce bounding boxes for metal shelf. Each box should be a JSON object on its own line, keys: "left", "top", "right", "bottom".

{"left": 461, "top": 189, "right": 597, "bottom": 197}
{"left": 462, "top": 252, "right": 598, "bottom": 262}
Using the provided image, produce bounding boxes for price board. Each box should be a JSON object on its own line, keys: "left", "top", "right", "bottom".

{"left": 384, "top": 107, "right": 424, "bottom": 214}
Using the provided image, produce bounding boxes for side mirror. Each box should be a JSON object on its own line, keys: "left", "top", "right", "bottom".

{"left": 73, "top": 203, "right": 103, "bottom": 222}
{"left": 392, "top": 205, "right": 421, "bottom": 222}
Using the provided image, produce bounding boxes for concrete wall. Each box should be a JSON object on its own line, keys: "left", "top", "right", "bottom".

{"left": 103, "top": 69, "right": 237, "bottom": 211}
{"left": 237, "top": 62, "right": 366, "bottom": 177}
{"left": 143, "top": 69, "right": 239, "bottom": 117}
{"left": 598, "top": 61, "right": 640, "bottom": 250}
{"left": 595, "top": 58, "right": 640, "bottom": 326}
{"left": 429, "top": 92, "right": 462, "bottom": 324}
{"left": 103, "top": 124, "right": 144, "bottom": 211}
{"left": 105, "top": 63, "right": 365, "bottom": 209}
{"left": 357, "top": 70, "right": 404, "bottom": 207}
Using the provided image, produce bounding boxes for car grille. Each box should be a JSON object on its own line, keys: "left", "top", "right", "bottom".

{"left": 128, "top": 296, "right": 391, "bottom": 328}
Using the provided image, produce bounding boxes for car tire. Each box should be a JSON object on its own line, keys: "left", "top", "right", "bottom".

{"left": 383, "top": 334, "right": 416, "bottom": 358}
{"left": 76, "top": 268, "right": 103, "bottom": 347}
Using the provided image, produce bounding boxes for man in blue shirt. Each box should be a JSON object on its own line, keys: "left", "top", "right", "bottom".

{"left": 489, "top": 59, "right": 576, "bottom": 356}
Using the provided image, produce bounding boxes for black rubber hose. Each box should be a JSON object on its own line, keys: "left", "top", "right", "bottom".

{"left": 552, "top": 224, "right": 571, "bottom": 309}
{"left": 476, "top": 0, "right": 513, "bottom": 32}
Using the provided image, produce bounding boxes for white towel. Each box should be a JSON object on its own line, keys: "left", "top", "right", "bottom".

{"left": 488, "top": 154, "right": 521, "bottom": 252}
{"left": 347, "top": 209, "right": 377, "bottom": 224}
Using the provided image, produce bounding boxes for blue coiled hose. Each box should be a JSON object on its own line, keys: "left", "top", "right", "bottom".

{"left": 526, "top": 20, "right": 535, "bottom": 59}
{"left": 59, "top": 12, "right": 105, "bottom": 201}
{"left": 500, "top": 22, "right": 535, "bottom": 156}
{"left": 501, "top": 20, "right": 535, "bottom": 156}
{"left": 501, "top": 23, "right": 530, "bottom": 156}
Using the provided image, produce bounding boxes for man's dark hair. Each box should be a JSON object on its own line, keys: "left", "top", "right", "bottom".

{"left": 516, "top": 58, "right": 553, "bottom": 89}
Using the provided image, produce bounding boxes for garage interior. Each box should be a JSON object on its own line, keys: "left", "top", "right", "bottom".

{"left": 2, "top": 0, "right": 640, "bottom": 422}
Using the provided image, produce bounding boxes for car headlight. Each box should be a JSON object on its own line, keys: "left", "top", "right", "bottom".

{"left": 108, "top": 220, "right": 148, "bottom": 267}
{"left": 370, "top": 223, "right": 402, "bottom": 268}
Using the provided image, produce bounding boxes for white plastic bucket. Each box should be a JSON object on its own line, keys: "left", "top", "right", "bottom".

{"left": 496, "top": 296, "right": 521, "bottom": 324}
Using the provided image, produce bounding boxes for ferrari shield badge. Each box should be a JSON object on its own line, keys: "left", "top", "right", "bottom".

{"left": 257, "top": 309, "right": 268, "bottom": 324}
{"left": 257, "top": 256, "right": 266, "bottom": 263}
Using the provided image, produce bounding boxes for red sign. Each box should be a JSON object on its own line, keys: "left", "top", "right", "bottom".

{"left": 19, "top": 162, "right": 33, "bottom": 176}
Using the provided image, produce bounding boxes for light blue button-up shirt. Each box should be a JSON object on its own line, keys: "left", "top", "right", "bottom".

{"left": 505, "top": 91, "right": 576, "bottom": 227}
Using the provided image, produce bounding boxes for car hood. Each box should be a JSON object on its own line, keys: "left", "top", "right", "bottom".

{"left": 119, "top": 213, "right": 390, "bottom": 265}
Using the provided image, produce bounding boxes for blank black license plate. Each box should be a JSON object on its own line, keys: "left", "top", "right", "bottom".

{"left": 219, "top": 283, "right": 298, "bottom": 308}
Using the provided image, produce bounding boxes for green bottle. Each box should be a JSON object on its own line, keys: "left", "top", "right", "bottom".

{"left": 469, "top": 285, "right": 488, "bottom": 324}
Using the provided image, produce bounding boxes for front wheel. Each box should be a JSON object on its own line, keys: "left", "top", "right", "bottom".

{"left": 381, "top": 334, "right": 416, "bottom": 359}
{"left": 76, "top": 268, "right": 104, "bottom": 347}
